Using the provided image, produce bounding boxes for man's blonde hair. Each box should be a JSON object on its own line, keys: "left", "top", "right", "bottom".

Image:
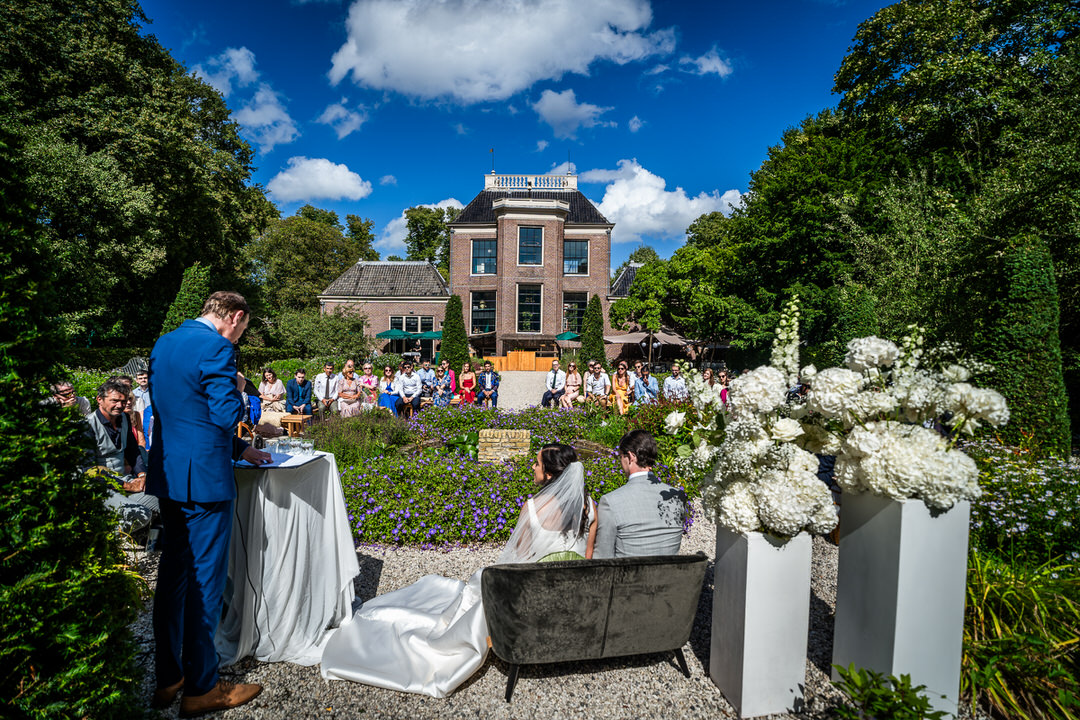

{"left": 200, "top": 291, "right": 249, "bottom": 319}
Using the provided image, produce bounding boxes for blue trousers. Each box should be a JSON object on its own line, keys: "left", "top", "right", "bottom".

{"left": 541, "top": 389, "right": 564, "bottom": 408}
{"left": 153, "top": 498, "right": 233, "bottom": 695}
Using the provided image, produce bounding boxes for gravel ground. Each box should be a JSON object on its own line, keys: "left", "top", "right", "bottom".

{"left": 491, "top": 371, "right": 548, "bottom": 411}
{"left": 132, "top": 502, "right": 854, "bottom": 720}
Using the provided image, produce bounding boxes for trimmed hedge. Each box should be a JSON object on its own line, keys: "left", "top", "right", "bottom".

{"left": 440, "top": 294, "right": 469, "bottom": 374}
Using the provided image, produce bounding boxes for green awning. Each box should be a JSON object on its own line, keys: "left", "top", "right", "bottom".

{"left": 555, "top": 331, "right": 581, "bottom": 341}
{"left": 375, "top": 328, "right": 415, "bottom": 339}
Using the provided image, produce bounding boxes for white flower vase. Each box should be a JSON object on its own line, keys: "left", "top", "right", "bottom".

{"left": 831, "top": 493, "right": 970, "bottom": 718}
{"left": 710, "top": 527, "right": 812, "bottom": 718}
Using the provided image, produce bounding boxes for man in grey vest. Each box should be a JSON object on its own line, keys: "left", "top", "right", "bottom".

{"left": 593, "top": 430, "right": 688, "bottom": 558}
{"left": 84, "top": 379, "right": 158, "bottom": 531}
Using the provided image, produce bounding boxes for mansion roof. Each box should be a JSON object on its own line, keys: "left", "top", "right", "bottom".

{"left": 610, "top": 263, "right": 644, "bottom": 297}
{"left": 453, "top": 189, "right": 610, "bottom": 225}
{"left": 320, "top": 261, "right": 448, "bottom": 298}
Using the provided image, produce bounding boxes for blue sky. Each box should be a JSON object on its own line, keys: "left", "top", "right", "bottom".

{"left": 137, "top": 0, "right": 890, "bottom": 270}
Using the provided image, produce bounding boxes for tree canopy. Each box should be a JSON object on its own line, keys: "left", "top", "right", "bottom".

{"left": 404, "top": 206, "right": 460, "bottom": 279}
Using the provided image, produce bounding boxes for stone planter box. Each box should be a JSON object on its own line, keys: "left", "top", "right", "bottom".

{"left": 710, "top": 527, "right": 812, "bottom": 718}
{"left": 832, "top": 493, "right": 970, "bottom": 717}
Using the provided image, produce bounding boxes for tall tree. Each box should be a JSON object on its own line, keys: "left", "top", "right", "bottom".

{"left": 404, "top": 206, "right": 460, "bottom": 278}
{"left": 0, "top": 0, "right": 276, "bottom": 345}
{"left": 296, "top": 204, "right": 343, "bottom": 230}
{"left": 440, "top": 295, "right": 469, "bottom": 373}
{"left": 346, "top": 214, "right": 380, "bottom": 261}
{"left": 580, "top": 294, "right": 608, "bottom": 369}
{"left": 159, "top": 263, "right": 211, "bottom": 336}
{"left": 245, "top": 207, "right": 362, "bottom": 313}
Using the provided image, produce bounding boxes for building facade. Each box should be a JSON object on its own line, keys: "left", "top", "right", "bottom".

{"left": 449, "top": 173, "right": 616, "bottom": 356}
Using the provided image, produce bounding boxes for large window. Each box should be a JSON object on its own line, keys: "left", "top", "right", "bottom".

{"left": 518, "top": 226, "right": 543, "bottom": 265}
{"left": 471, "top": 291, "right": 496, "bottom": 334}
{"left": 563, "top": 240, "right": 588, "bottom": 275}
{"left": 517, "top": 285, "right": 542, "bottom": 333}
{"left": 472, "top": 239, "right": 497, "bottom": 274}
{"left": 390, "top": 315, "right": 434, "bottom": 334}
{"left": 563, "top": 292, "right": 588, "bottom": 333}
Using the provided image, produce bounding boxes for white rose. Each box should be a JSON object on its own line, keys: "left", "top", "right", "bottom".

{"left": 846, "top": 336, "right": 900, "bottom": 372}
{"left": 664, "top": 410, "right": 687, "bottom": 434}
{"left": 942, "top": 364, "right": 971, "bottom": 382}
{"left": 770, "top": 417, "right": 805, "bottom": 442}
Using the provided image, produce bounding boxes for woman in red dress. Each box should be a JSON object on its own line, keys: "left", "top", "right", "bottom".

{"left": 458, "top": 361, "right": 477, "bottom": 405}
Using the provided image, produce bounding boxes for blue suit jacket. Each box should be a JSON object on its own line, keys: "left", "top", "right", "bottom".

{"left": 147, "top": 319, "right": 247, "bottom": 503}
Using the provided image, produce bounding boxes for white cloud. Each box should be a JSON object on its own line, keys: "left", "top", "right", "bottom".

{"left": 317, "top": 100, "right": 368, "bottom": 139}
{"left": 379, "top": 174, "right": 397, "bottom": 185}
{"left": 193, "top": 47, "right": 257, "bottom": 97}
{"left": 548, "top": 161, "right": 576, "bottom": 175}
{"left": 645, "top": 63, "right": 669, "bottom": 76}
{"left": 535, "top": 140, "right": 549, "bottom": 152}
{"left": 628, "top": 115, "right": 644, "bottom": 132}
{"left": 454, "top": 123, "right": 468, "bottom": 135}
{"left": 267, "top": 157, "right": 373, "bottom": 203}
{"left": 679, "top": 46, "right": 733, "bottom": 77}
{"left": 233, "top": 84, "right": 300, "bottom": 153}
{"left": 532, "top": 89, "right": 615, "bottom": 139}
{"left": 329, "top": 0, "right": 674, "bottom": 103}
{"left": 581, "top": 159, "right": 743, "bottom": 243}
{"left": 378, "top": 198, "right": 464, "bottom": 252}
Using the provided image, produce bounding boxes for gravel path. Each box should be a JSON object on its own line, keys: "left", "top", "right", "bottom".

{"left": 493, "top": 371, "right": 548, "bottom": 411}
{"left": 132, "top": 503, "right": 853, "bottom": 720}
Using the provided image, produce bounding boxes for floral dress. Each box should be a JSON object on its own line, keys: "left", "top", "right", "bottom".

{"left": 432, "top": 374, "right": 453, "bottom": 407}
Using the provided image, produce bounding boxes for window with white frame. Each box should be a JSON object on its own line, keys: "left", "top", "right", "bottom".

{"left": 518, "top": 226, "right": 542, "bottom": 265}
{"left": 563, "top": 292, "right": 588, "bottom": 333}
{"left": 563, "top": 240, "right": 588, "bottom": 275}
{"left": 472, "top": 239, "right": 497, "bottom": 274}
{"left": 517, "top": 285, "right": 542, "bottom": 333}
{"left": 471, "top": 292, "right": 496, "bottom": 334}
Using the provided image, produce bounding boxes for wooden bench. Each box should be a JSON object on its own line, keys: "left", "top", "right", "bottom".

{"left": 481, "top": 553, "right": 707, "bottom": 701}
{"left": 280, "top": 414, "right": 311, "bottom": 437}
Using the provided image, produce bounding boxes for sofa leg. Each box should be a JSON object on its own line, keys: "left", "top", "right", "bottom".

{"left": 505, "top": 664, "right": 520, "bottom": 702}
{"left": 674, "top": 648, "right": 690, "bottom": 678}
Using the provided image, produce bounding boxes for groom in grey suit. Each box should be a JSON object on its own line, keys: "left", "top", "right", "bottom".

{"left": 594, "top": 430, "right": 688, "bottom": 558}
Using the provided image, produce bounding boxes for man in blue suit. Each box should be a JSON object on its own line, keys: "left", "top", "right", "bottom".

{"left": 147, "top": 291, "right": 270, "bottom": 716}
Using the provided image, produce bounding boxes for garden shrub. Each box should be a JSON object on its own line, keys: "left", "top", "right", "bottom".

{"left": 832, "top": 664, "right": 946, "bottom": 720}
{"left": 63, "top": 346, "right": 154, "bottom": 372}
{"left": 0, "top": 126, "right": 143, "bottom": 718}
{"left": 440, "top": 295, "right": 469, "bottom": 374}
{"left": 581, "top": 294, "right": 608, "bottom": 369}
{"left": 159, "top": 262, "right": 210, "bottom": 337}
{"left": 978, "top": 234, "right": 1071, "bottom": 457}
{"left": 307, "top": 413, "right": 411, "bottom": 466}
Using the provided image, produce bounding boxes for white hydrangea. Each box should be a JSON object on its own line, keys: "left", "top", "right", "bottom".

{"left": 846, "top": 336, "right": 900, "bottom": 373}
{"left": 728, "top": 365, "right": 788, "bottom": 416}
{"left": 890, "top": 369, "right": 946, "bottom": 423}
{"left": 805, "top": 367, "right": 864, "bottom": 420}
{"left": 714, "top": 481, "right": 761, "bottom": 534}
{"left": 945, "top": 383, "right": 1010, "bottom": 432}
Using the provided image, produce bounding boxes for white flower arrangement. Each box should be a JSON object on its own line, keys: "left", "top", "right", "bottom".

{"left": 700, "top": 308, "right": 1009, "bottom": 536}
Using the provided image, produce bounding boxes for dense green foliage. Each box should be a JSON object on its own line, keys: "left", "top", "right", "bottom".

{"left": 580, "top": 294, "right": 607, "bottom": 369}
{"left": 271, "top": 307, "right": 370, "bottom": 360}
{"left": 0, "top": 0, "right": 276, "bottom": 345}
{"left": 304, "top": 413, "right": 410, "bottom": 467}
{"left": 403, "top": 205, "right": 460, "bottom": 279}
{"left": 159, "top": 262, "right": 211, "bottom": 336}
{"left": 832, "top": 665, "right": 946, "bottom": 720}
{"left": 0, "top": 117, "right": 142, "bottom": 718}
{"left": 440, "top": 295, "right": 469, "bottom": 373}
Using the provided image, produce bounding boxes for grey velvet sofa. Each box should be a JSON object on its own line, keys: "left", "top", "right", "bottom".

{"left": 481, "top": 553, "right": 708, "bottom": 701}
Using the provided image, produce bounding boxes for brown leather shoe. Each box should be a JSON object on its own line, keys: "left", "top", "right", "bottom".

{"left": 179, "top": 680, "right": 263, "bottom": 718}
{"left": 151, "top": 677, "right": 184, "bottom": 708}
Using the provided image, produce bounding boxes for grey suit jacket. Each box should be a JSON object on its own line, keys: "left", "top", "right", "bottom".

{"left": 593, "top": 471, "right": 688, "bottom": 558}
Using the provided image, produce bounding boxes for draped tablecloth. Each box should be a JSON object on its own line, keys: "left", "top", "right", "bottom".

{"left": 216, "top": 452, "right": 359, "bottom": 666}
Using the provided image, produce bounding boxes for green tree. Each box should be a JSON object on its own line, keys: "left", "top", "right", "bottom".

{"left": 440, "top": 295, "right": 469, "bottom": 374}
{"left": 346, "top": 214, "right": 380, "bottom": 261}
{"left": 0, "top": 0, "right": 276, "bottom": 345}
{"left": 273, "top": 307, "right": 370, "bottom": 360}
{"left": 580, "top": 294, "right": 608, "bottom": 369}
{"left": 386, "top": 254, "right": 404, "bottom": 262}
{"left": 246, "top": 207, "right": 362, "bottom": 313}
{"left": 611, "top": 244, "right": 661, "bottom": 286}
{"left": 404, "top": 206, "right": 460, "bottom": 278}
{"left": 296, "top": 204, "right": 343, "bottom": 230}
{"left": 0, "top": 113, "right": 142, "bottom": 718}
{"left": 610, "top": 259, "right": 668, "bottom": 333}
{"left": 159, "top": 262, "right": 211, "bottom": 336}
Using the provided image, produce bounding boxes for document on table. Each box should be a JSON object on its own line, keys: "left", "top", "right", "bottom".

{"left": 235, "top": 452, "right": 322, "bottom": 469}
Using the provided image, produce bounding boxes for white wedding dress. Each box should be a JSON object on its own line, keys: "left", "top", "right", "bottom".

{"left": 320, "top": 462, "right": 593, "bottom": 697}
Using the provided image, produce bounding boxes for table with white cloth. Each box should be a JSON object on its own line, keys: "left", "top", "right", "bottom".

{"left": 215, "top": 451, "right": 360, "bottom": 667}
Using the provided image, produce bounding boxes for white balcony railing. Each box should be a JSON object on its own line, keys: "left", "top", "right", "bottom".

{"left": 484, "top": 173, "right": 577, "bottom": 190}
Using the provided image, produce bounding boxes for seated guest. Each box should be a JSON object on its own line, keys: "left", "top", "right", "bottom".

{"left": 458, "top": 362, "right": 477, "bottom": 404}
{"left": 541, "top": 359, "right": 566, "bottom": 408}
{"left": 338, "top": 360, "right": 363, "bottom": 418}
{"left": 610, "top": 362, "right": 632, "bottom": 415}
{"left": 133, "top": 370, "right": 151, "bottom": 413}
{"left": 633, "top": 365, "right": 659, "bottom": 404}
{"left": 396, "top": 362, "right": 423, "bottom": 418}
{"left": 85, "top": 379, "right": 159, "bottom": 532}
{"left": 285, "top": 368, "right": 313, "bottom": 415}
{"left": 417, "top": 360, "right": 436, "bottom": 397}
{"left": 358, "top": 362, "right": 378, "bottom": 409}
{"left": 662, "top": 364, "right": 689, "bottom": 401}
{"left": 560, "top": 362, "right": 583, "bottom": 408}
{"left": 50, "top": 380, "right": 92, "bottom": 416}
{"left": 377, "top": 365, "right": 398, "bottom": 415}
{"left": 313, "top": 362, "right": 340, "bottom": 419}
{"left": 593, "top": 430, "right": 687, "bottom": 558}
{"left": 476, "top": 360, "right": 499, "bottom": 407}
{"left": 628, "top": 360, "right": 644, "bottom": 387}
{"left": 438, "top": 358, "right": 456, "bottom": 394}
{"left": 432, "top": 366, "right": 453, "bottom": 407}
{"left": 258, "top": 367, "right": 285, "bottom": 412}
{"left": 583, "top": 362, "right": 611, "bottom": 408}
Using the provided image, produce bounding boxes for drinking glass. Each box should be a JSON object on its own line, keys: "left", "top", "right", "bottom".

{"left": 302, "top": 440, "right": 315, "bottom": 455}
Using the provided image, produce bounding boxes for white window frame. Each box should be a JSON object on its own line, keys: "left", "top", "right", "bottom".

{"left": 517, "top": 226, "right": 544, "bottom": 267}
{"left": 516, "top": 283, "right": 543, "bottom": 334}
{"left": 469, "top": 291, "right": 497, "bottom": 334}
{"left": 562, "top": 239, "right": 590, "bottom": 276}
{"left": 470, "top": 238, "right": 498, "bottom": 276}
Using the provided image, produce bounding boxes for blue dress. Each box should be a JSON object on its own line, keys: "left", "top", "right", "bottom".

{"left": 432, "top": 375, "right": 452, "bottom": 407}
{"left": 378, "top": 381, "right": 398, "bottom": 415}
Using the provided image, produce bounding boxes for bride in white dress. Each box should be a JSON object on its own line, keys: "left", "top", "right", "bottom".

{"left": 320, "top": 444, "right": 598, "bottom": 697}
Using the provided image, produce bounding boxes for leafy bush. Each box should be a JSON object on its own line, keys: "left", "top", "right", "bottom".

{"left": 967, "top": 439, "right": 1080, "bottom": 565}
{"left": 626, "top": 397, "right": 697, "bottom": 461}
{"left": 160, "top": 262, "right": 210, "bottom": 337}
{"left": 63, "top": 346, "right": 154, "bottom": 372}
{"left": 440, "top": 295, "right": 469, "bottom": 374}
{"left": 1, "top": 124, "right": 143, "bottom": 718}
{"left": 832, "top": 664, "right": 946, "bottom": 720}
{"left": 306, "top": 412, "right": 410, "bottom": 466}
{"left": 62, "top": 367, "right": 111, "bottom": 399}
{"left": 271, "top": 306, "right": 371, "bottom": 360}
{"left": 581, "top": 294, "right": 608, "bottom": 370}
{"left": 963, "top": 551, "right": 1080, "bottom": 720}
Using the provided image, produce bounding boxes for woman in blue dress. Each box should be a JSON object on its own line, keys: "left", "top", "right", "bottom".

{"left": 377, "top": 365, "right": 398, "bottom": 415}
{"left": 432, "top": 366, "right": 453, "bottom": 407}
